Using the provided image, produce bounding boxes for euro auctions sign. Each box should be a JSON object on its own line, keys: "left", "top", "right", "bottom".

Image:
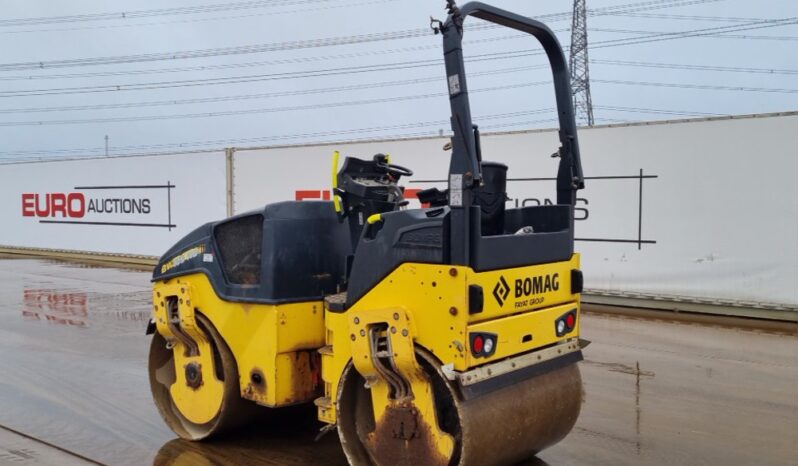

{"left": 21, "top": 183, "right": 176, "bottom": 230}
{"left": 1, "top": 151, "right": 226, "bottom": 256}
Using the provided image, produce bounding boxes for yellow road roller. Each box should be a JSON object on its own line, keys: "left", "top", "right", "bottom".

{"left": 147, "top": 2, "right": 586, "bottom": 464}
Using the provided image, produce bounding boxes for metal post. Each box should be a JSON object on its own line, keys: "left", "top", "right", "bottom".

{"left": 225, "top": 148, "right": 235, "bottom": 217}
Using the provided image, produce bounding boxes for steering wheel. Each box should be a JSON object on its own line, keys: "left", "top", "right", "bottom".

{"left": 384, "top": 163, "right": 413, "bottom": 178}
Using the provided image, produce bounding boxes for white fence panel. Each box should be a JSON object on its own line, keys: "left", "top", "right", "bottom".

{"left": 0, "top": 152, "right": 227, "bottom": 256}
{"left": 233, "top": 114, "right": 798, "bottom": 308}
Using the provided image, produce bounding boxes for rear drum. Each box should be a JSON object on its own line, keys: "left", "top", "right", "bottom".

{"left": 337, "top": 348, "right": 583, "bottom": 466}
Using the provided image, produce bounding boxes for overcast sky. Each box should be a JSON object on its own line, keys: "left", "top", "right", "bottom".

{"left": 1, "top": 0, "right": 796, "bottom": 161}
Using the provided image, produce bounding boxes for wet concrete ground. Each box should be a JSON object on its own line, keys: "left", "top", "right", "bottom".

{"left": 0, "top": 426, "right": 91, "bottom": 466}
{"left": 0, "top": 256, "right": 796, "bottom": 466}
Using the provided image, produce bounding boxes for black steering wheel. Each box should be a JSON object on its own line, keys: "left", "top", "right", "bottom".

{"left": 385, "top": 163, "right": 413, "bottom": 178}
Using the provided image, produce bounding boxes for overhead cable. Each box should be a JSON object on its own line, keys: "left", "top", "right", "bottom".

{"left": 0, "top": 0, "right": 724, "bottom": 71}
{"left": 592, "top": 59, "right": 798, "bottom": 75}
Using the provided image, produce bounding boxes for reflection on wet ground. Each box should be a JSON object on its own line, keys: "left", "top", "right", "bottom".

{"left": 22, "top": 289, "right": 89, "bottom": 327}
{"left": 0, "top": 256, "right": 796, "bottom": 465}
{"left": 152, "top": 406, "right": 348, "bottom": 466}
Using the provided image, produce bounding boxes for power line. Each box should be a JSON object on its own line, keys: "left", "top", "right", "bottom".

{"left": 15, "top": 76, "right": 780, "bottom": 129}
{"left": 0, "top": 35, "right": 517, "bottom": 82}
{"left": 3, "top": 0, "right": 780, "bottom": 161}
{"left": 22, "top": 50, "right": 791, "bottom": 113}
{"left": 0, "top": 61, "right": 549, "bottom": 112}
{"left": 0, "top": 0, "right": 717, "bottom": 34}
{"left": 594, "top": 117, "right": 635, "bottom": 123}
{"left": 4, "top": 26, "right": 788, "bottom": 88}
{"left": 6, "top": 109, "right": 555, "bottom": 156}
{"left": 0, "top": 60, "right": 448, "bottom": 98}
{"left": 589, "top": 0, "right": 724, "bottom": 15}
{"left": 0, "top": 118, "right": 557, "bottom": 164}
{"left": 602, "top": 12, "right": 774, "bottom": 22}
{"left": 0, "top": 30, "right": 798, "bottom": 91}
{"left": 587, "top": 16, "right": 798, "bottom": 49}
{"left": 5, "top": 108, "right": 748, "bottom": 163}
{"left": 7, "top": 16, "right": 792, "bottom": 98}
{"left": 5, "top": 70, "right": 789, "bottom": 126}
{"left": 0, "top": 0, "right": 722, "bottom": 72}
{"left": 5, "top": 24, "right": 790, "bottom": 85}
{"left": 8, "top": 23, "right": 790, "bottom": 84}
{"left": 0, "top": 6, "right": 788, "bottom": 130}
{"left": 0, "top": 52, "right": 545, "bottom": 98}
{"left": 594, "top": 105, "right": 725, "bottom": 116}
{"left": 591, "top": 26, "right": 798, "bottom": 41}
{"left": 0, "top": 81, "right": 551, "bottom": 127}
{"left": 592, "top": 59, "right": 798, "bottom": 75}
{"left": 0, "top": 13, "right": 790, "bottom": 123}
{"left": 0, "top": 0, "right": 335, "bottom": 27}
{"left": 593, "top": 78, "right": 798, "bottom": 93}
{"left": 0, "top": 26, "right": 445, "bottom": 72}
{"left": 701, "top": 34, "right": 798, "bottom": 41}
{"left": 0, "top": 109, "right": 556, "bottom": 160}
{"left": 0, "top": 0, "right": 393, "bottom": 35}
{"left": 16, "top": 22, "right": 787, "bottom": 86}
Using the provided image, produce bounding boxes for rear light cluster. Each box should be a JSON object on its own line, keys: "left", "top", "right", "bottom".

{"left": 555, "top": 310, "right": 578, "bottom": 337}
{"left": 469, "top": 332, "right": 497, "bottom": 358}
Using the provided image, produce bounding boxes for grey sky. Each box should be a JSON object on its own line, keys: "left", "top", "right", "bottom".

{"left": 1, "top": 0, "right": 796, "bottom": 161}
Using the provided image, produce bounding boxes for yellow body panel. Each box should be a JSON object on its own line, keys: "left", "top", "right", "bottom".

{"left": 342, "top": 254, "right": 580, "bottom": 370}
{"left": 152, "top": 273, "right": 325, "bottom": 407}
{"left": 317, "top": 310, "right": 346, "bottom": 424}
{"left": 465, "top": 301, "right": 580, "bottom": 366}
{"left": 348, "top": 308, "right": 454, "bottom": 459}
{"left": 332, "top": 150, "right": 343, "bottom": 213}
{"left": 320, "top": 254, "right": 582, "bottom": 428}
{"left": 465, "top": 256, "right": 579, "bottom": 323}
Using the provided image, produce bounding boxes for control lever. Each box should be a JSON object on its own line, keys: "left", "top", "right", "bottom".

{"left": 416, "top": 187, "right": 449, "bottom": 207}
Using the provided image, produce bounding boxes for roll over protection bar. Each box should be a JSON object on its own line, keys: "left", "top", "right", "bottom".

{"left": 438, "top": 1, "right": 585, "bottom": 264}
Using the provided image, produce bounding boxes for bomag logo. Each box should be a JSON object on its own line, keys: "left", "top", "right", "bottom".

{"left": 493, "top": 273, "right": 560, "bottom": 307}
{"left": 515, "top": 273, "right": 559, "bottom": 297}
{"left": 161, "top": 245, "right": 206, "bottom": 274}
{"left": 492, "top": 276, "right": 510, "bottom": 306}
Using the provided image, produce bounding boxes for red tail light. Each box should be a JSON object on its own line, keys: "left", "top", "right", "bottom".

{"left": 469, "top": 332, "right": 497, "bottom": 358}
{"left": 473, "top": 335, "right": 484, "bottom": 354}
{"left": 555, "top": 310, "right": 578, "bottom": 337}
{"left": 566, "top": 313, "right": 576, "bottom": 329}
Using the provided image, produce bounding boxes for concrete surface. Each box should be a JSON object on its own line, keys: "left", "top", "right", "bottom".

{"left": 0, "top": 256, "right": 795, "bottom": 466}
{"left": 0, "top": 426, "right": 95, "bottom": 466}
